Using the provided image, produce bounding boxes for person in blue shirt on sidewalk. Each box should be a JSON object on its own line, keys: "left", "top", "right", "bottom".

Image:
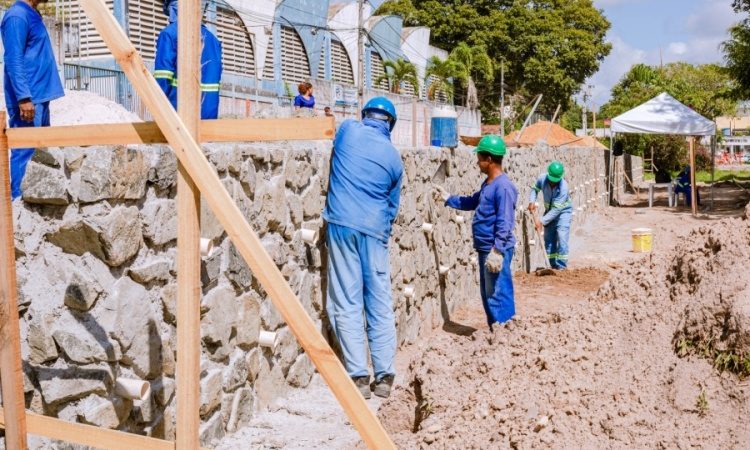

{"left": 528, "top": 161, "right": 573, "bottom": 269}
{"left": 154, "top": 0, "right": 222, "bottom": 119}
{"left": 433, "top": 135, "right": 518, "bottom": 327}
{"left": 1, "top": 0, "right": 64, "bottom": 200}
{"left": 323, "top": 96, "right": 402, "bottom": 400}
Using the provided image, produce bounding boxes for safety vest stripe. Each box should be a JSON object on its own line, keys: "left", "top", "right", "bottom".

{"left": 167, "top": 79, "right": 221, "bottom": 92}
{"left": 154, "top": 70, "right": 174, "bottom": 79}
{"left": 532, "top": 185, "right": 541, "bottom": 192}
{"left": 552, "top": 200, "right": 572, "bottom": 209}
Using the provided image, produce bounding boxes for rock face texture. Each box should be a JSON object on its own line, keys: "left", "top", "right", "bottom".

{"left": 12, "top": 141, "right": 635, "bottom": 445}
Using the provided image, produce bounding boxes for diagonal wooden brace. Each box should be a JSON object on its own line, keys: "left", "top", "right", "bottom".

{"left": 78, "top": 0, "right": 395, "bottom": 448}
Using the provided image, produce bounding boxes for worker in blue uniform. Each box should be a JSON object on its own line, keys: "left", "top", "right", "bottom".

{"left": 1, "top": 0, "right": 65, "bottom": 200}
{"left": 528, "top": 161, "right": 573, "bottom": 269}
{"left": 323, "top": 97, "right": 402, "bottom": 400}
{"left": 434, "top": 135, "right": 518, "bottom": 327}
{"left": 674, "top": 165, "right": 700, "bottom": 207}
{"left": 154, "top": 0, "right": 222, "bottom": 119}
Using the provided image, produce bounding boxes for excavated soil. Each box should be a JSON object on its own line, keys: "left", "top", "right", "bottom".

{"left": 379, "top": 207, "right": 750, "bottom": 449}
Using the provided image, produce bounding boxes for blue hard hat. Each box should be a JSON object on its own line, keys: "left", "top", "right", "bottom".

{"left": 162, "top": 0, "right": 175, "bottom": 16}
{"left": 362, "top": 96, "right": 397, "bottom": 131}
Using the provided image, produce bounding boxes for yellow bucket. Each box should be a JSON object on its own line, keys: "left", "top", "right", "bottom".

{"left": 631, "top": 228, "right": 653, "bottom": 253}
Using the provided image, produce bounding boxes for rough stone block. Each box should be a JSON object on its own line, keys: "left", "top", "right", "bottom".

{"left": 128, "top": 259, "right": 172, "bottom": 284}
{"left": 80, "top": 394, "right": 130, "bottom": 429}
{"left": 226, "top": 243, "right": 252, "bottom": 290}
{"left": 255, "top": 175, "right": 288, "bottom": 233}
{"left": 286, "top": 353, "right": 315, "bottom": 388}
{"left": 200, "top": 369, "right": 223, "bottom": 417}
{"left": 141, "top": 199, "right": 177, "bottom": 246}
{"left": 201, "top": 285, "right": 236, "bottom": 361}
{"left": 26, "top": 308, "right": 58, "bottom": 364}
{"left": 235, "top": 292, "right": 261, "bottom": 348}
{"left": 223, "top": 349, "right": 249, "bottom": 392}
{"left": 226, "top": 387, "right": 255, "bottom": 433}
{"left": 152, "top": 377, "right": 176, "bottom": 407}
{"left": 146, "top": 146, "right": 178, "bottom": 190}
{"left": 160, "top": 283, "right": 177, "bottom": 324}
{"left": 64, "top": 268, "right": 103, "bottom": 311}
{"left": 199, "top": 410, "right": 226, "bottom": 447}
{"left": 21, "top": 162, "right": 69, "bottom": 205}
{"left": 37, "top": 362, "right": 111, "bottom": 405}
{"left": 47, "top": 206, "right": 142, "bottom": 267}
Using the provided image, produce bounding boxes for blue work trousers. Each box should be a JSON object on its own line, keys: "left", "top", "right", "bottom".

{"left": 326, "top": 223, "right": 396, "bottom": 380}
{"left": 675, "top": 184, "right": 700, "bottom": 207}
{"left": 477, "top": 248, "right": 515, "bottom": 326}
{"left": 8, "top": 101, "right": 50, "bottom": 199}
{"left": 544, "top": 213, "right": 571, "bottom": 269}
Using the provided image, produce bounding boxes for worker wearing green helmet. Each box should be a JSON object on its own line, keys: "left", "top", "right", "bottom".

{"left": 433, "top": 134, "right": 518, "bottom": 326}
{"left": 528, "top": 161, "right": 573, "bottom": 269}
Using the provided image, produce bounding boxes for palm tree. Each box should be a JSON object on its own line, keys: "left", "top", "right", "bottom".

{"left": 375, "top": 58, "right": 420, "bottom": 95}
{"left": 424, "top": 56, "right": 462, "bottom": 102}
{"left": 450, "top": 43, "right": 494, "bottom": 109}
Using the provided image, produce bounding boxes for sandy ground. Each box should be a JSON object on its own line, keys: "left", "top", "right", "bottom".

{"left": 216, "top": 183, "right": 750, "bottom": 449}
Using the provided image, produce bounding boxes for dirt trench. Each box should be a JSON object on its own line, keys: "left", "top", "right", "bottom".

{"left": 379, "top": 206, "right": 750, "bottom": 449}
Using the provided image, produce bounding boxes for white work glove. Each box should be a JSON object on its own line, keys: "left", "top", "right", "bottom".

{"left": 485, "top": 249, "right": 504, "bottom": 274}
{"left": 432, "top": 184, "right": 450, "bottom": 203}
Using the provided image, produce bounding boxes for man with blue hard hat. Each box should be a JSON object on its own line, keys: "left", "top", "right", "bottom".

{"left": 433, "top": 135, "right": 518, "bottom": 326}
{"left": 1, "top": 0, "right": 65, "bottom": 200}
{"left": 154, "top": 0, "right": 222, "bottom": 119}
{"left": 323, "top": 96, "right": 403, "bottom": 399}
{"left": 528, "top": 161, "right": 573, "bottom": 269}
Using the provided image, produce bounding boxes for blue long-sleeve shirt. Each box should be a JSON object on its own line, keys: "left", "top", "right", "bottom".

{"left": 528, "top": 174, "right": 573, "bottom": 226}
{"left": 1, "top": 1, "right": 64, "bottom": 109}
{"left": 446, "top": 174, "right": 518, "bottom": 253}
{"left": 323, "top": 118, "right": 403, "bottom": 243}
{"left": 153, "top": 20, "right": 222, "bottom": 119}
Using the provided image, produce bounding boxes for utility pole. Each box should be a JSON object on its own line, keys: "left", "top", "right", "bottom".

{"left": 500, "top": 61, "right": 505, "bottom": 136}
{"left": 357, "top": 0, "right": 365, "bottom": 112}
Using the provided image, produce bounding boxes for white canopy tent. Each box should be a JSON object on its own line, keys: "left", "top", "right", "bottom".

{"left": 610, "top": 92, "right": 717, "bottom": 215}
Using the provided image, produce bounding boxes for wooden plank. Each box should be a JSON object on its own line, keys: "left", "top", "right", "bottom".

{"left": 0, "top": 410, "right": 212, "bottom": 450}
{"left": 0, "top": 111, "right": 28, "bottom": 449}
{"left": 5, "top": 118, "right": 334, "bottom": 148}
{"left": 176, "top": 1, "right": 202, "bottom": 450}
{"left": 78, "top": 0, "right": 394, "bottom": 448}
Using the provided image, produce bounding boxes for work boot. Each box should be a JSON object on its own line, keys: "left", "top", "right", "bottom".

{"left": 372, "top": 375, "right": 395, "bottom": 398}
{"left": 353, "top": 376, "right": 371, "bottom": 399}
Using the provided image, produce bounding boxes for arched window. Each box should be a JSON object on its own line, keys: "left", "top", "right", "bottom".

{"left": 59, "top": 0, "right": 116, "bottom": 59}
{"left": 215, "top": 7, "right": 255, "bottom": 76}
{"left": 264, "top": 26, "right": 310, "bottom": 84}
{"left": 370, "top": 51, "right": 389, "bottom": 91}
{"left": 126, "top": 0, "right": 168, "bottom": 60}
{"left": 318, "top": 38, "right": 354, "bottom": 85}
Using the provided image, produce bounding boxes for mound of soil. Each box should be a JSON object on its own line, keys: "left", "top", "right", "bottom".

{"left": 379, "top": 211, "right": 750, "bottom": 449}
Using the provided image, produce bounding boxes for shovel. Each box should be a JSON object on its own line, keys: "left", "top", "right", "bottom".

{"left": 525, "top": 210, "right": 553, "bottom": 274}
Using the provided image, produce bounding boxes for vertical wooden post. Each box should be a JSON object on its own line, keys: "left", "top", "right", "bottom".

{"left": 0, "top": 111, "right": 28, "bottom": 449}
{"left": 176, "top": 1, "right": 201, "bottom": 449}
{"left": 689, "top": 136, "right": 697, "bottom": 216}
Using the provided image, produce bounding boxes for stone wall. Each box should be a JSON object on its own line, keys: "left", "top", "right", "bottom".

{"left": 9, "top": 140, "right": 638, "bottom": 446}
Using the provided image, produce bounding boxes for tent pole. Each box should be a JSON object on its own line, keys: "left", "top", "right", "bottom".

{"left": 608, "top": 132, "right": 615, "bottom": 206}
{"left": 710, "top": 135, "right": 715, "bottom": 211}
{"left": 689, "top": 136, "right": 697, "bottom": 216}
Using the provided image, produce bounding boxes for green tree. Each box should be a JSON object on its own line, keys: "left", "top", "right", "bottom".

{"left": 450, "top": 42, "right": 494, "bottom": 109}
{"left": 424, "top": 56, "right": 461, "bottom": 102}
{"left": 723, "top": 24, "right": 750, "bottom": 99}
{"left": 375, "top": 58, "right": 420, "bottom": 95}
{"left": 376, "top": 0, "right": 612, "bottom": 116}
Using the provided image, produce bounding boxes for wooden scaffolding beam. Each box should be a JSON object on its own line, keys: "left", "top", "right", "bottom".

{"left": 176, "top": 0, "right": 202, "bottom": 448}
{"left": 0, "top": 410, "right": 210, "bottom": 450}
{"left": 0, "top": 111, "right": 28, "bottom": 448}
{"left": 4, "top": 117, "right": 334, "bottom": 148}
{"left": 75, "top": 0, "right": 395, "bottom": 448}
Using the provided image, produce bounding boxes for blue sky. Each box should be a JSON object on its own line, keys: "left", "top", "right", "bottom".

{"left": 589, "top": 0, "right": 743, "bottom": 106}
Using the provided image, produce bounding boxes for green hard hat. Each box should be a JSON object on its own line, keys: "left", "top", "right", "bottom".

{"left": 547, "top": 161, "right": 564, "bottom": 183}
{"left": 474, "top": 134, "right": 506, "bottom": 156}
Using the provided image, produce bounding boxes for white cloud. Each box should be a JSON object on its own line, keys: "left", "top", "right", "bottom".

{"left": 668, "top": 42, "right": 688, "bottom": 55}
